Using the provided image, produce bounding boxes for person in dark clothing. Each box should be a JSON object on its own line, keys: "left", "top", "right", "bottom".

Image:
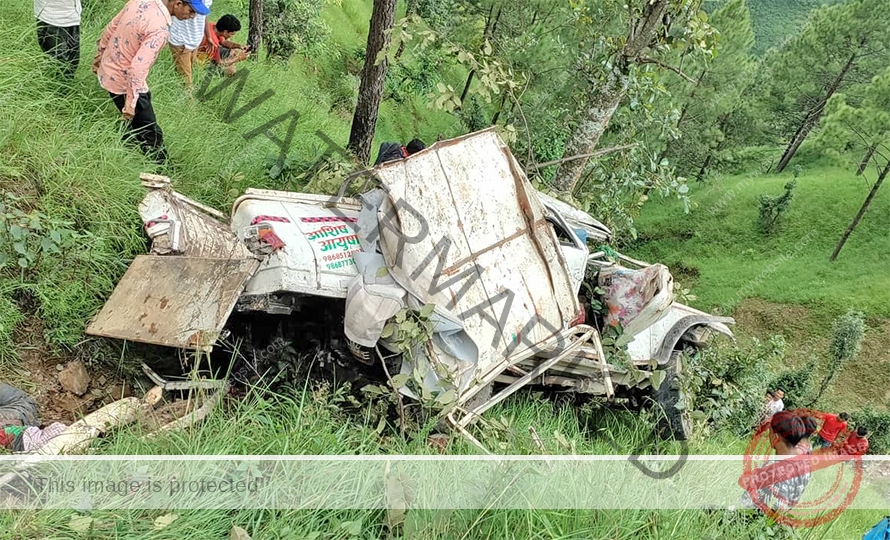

{"left": 0, "top": 383, "right": 39, "bottom": 452}
{"left": 34, "top": 0, "right": 82, "bottom": 79}
{"left": 373, "top": 138, "right": 427, "bottom": 165}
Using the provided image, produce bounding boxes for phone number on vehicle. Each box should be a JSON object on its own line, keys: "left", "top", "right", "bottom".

{"left": 323, "top": 251, "right": 357, "bottom": 262}
{"left": 326, "top": 259, "right": 355, "bottom": 270}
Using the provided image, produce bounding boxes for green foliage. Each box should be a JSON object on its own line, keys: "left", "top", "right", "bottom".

{"left": 739, "top": 0, "right": 840, "bottom": 55}
{"left": 829, "top": 309, "right": 866, "bottom": 364}
{"left": 681, "top": 336, "right": 780, "bottom": 435}
{"left": 756, "top": 174, "right": 797, "bottom": 235}
{"left": 263, "top": 0, "right": 330, "bottom": 61}
{"left": 752, "top": 0, "right": 890, "bottom": 144}
{"left": 0, "top": 191, "right": 76, "bottom": 273}
{"left": 768, "top": 357, "right": 816, "bottom": 409}
{"left": 385, "top": 49, "right": 440, "bottom": 104}
{"left": 850, "top": 406, "right": 890, "bottom": 454}
{"left": 660, "top": 0, "right": 757, "bottom": 174}
{"left": 809, "top": 309, "right": 865, "bottom": 402}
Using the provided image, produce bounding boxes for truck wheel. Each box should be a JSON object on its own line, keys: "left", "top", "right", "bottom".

{"left": 654, "top": 350, "right": 692, "bottom": 441}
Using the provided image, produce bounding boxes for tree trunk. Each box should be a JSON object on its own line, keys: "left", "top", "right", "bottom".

{"left": 247, "top": 0, "right": 264, "bottom": 55}
{"left": 394, "top": 0, "right": 419, "bottom": 60}
{"left": 348, "top": 0, "right": 397, "bottom": 165}
{"left": 775, "top": 51, "right": 858, "bottom": 173}
{"left": 551, "top": 67, "right": 629, "bottom": 194}
{"left": 551, "top": 0, "right": 670, "bottom": 195}
{"left": 830, "top": 158, "right": 889, "bottom": 261}
{"left": 856, "top": 145, "right": 875, "bottom": 176}
{"left": 696, "top": 152, "right": 713, "bottom": 182}
{"left": 491, "top": 91, "right": 508, "bottom": 125}
{"left": 460, "top": 70, "right": 476, "bottom": 104}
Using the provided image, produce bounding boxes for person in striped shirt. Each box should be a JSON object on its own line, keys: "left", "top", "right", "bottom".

{"left": 167, "top": 0, "right": 213, "bottom": 87}
{"left": 33, "top": 0, "right": 82, "bottom": 78}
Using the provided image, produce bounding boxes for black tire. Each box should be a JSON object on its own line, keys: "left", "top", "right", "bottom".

{"left": 654, "top": 350, "right": 693, "bottom": 441}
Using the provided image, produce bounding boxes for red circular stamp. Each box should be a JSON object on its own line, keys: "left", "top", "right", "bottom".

{"left": 738, "top": 408, "right": 863, "bottom": 527}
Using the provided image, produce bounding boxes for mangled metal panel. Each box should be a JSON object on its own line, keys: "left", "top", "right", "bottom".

{"left": 85, "top": 255, "right": 259, "bottom": 352}
{"left": 373, "top": 129, "right": 580, "bottom": 380}
{"left": 140, "top": 190, "right": 255, "bottom": 260}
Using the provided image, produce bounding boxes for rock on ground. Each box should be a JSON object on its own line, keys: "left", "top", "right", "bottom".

{"left": 58, "top": 361, "right": 90, "bottom": 396}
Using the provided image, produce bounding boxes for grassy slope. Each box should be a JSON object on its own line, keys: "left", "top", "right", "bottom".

{"left": 0, "top": 1, "right": 887, "bottom": 538}
{"left": 1, "top": 384, "right": 886, "bottom": 539}
{"left": 0, "top": 0, "right": 462, "bottom": 360}
{"left": 630, "top": 158, "right": 890, "bottom": 409}
{"left": 630, "top": 163, "right": 890, "bottom": 318}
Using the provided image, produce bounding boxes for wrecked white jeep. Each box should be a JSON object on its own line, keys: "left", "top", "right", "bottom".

{"left": 86, "top": 129, "right": 734, "bottom": 442}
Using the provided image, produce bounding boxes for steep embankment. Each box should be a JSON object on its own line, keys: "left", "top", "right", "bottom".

{"left": 630, "top": 162, "right": 890, "bottom": 410}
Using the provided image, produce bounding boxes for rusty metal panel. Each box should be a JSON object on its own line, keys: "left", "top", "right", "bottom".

{"left": 85, "top": 255, "right": 259, "bottom": 352}
{"left": 373, "top": 129, "right": 579, "bottom": 378}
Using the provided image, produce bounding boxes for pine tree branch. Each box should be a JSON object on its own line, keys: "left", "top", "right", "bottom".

{"left": 638, "top": 57, "right": 697, "bottom": 83}
{"left": 527, "top": 144, "right": 637, "bottom": 170}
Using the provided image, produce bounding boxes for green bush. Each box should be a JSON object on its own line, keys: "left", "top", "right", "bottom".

{"left": 810, "top": 309, "right": 866, "bottom": 403}
{"left": 849, "top": 407, "right": 890, "bottom": 454}
{"left": 681, "top": 335, "right": 782, "bottom": 436}
{"left": 768, "top": 356, "right": 817, "bottom": 409}
{"left": 757, "top": 171, "right": 798, "bottom": 235}
{"left": 263, "top": 0, "right": 330, "bottom": 62}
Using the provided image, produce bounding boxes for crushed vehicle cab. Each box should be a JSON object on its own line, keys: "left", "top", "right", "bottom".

{"left": 86, "top": 128, "right": 734, "bottom": 443}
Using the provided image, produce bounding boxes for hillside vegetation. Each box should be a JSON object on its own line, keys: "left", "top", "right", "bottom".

{"left": 1, "top": 0, "right": 889, "bottom": 538}
{"left": 742, "top": 0, "right": 842, "bottom": 54}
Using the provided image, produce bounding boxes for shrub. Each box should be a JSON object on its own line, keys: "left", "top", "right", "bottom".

{"left": 768, "top": 356, "right": 817, "bottom": 409}
{"left": 849, "top": 407, "right": 890, "bottom": 455}
{"left": 757, "top": 168, "right": 798, "bottom": 235}
{"left": 810, "top": 310, "right": 865, "bottom": 403}
{"left": 263, "top": 0, "right": 330, "bottom": 62}
{"left": 681, "top": 335, "right": 782, "bottom": 436}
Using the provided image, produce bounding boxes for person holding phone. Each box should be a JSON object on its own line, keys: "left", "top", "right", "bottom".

{"left": 197, "top": 14, "right": 249, "bottom": 76}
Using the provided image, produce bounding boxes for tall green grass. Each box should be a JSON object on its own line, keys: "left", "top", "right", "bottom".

{"left": 0, "top": 381, "right": 884, "bottom": 539}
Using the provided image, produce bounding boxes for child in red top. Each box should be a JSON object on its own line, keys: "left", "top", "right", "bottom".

{"left": 813, "top": 412, "right": 849, "bottom": 448}
{"left": 198, "top": 14, "right": 249, "bottom": 75}
{"left": 841, "top": 427, "right": 869, "bottom": 456}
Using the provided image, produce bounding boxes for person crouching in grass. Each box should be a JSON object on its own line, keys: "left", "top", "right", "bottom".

{"left": 197, "top": 14, "right": 249, "bottom": 76}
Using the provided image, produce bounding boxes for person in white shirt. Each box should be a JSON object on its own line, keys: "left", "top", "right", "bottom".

{"left": 766, "top": 389, "right": 785, "bottom": 421}
{"left": 33, "top": 0, "right": 82, "bottom": 78}
{"left": 167, "top": 0, "right": 212, "bottom": 87}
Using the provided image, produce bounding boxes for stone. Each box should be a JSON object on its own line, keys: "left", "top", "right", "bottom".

{"left": 230, "top": 526, "right": 252, "bottom": 540}
{"left": 58, "top": 361, "right": 90, "bottom": 396}
{"left": 97, "top": 375, "right": 107, "bottom": 386}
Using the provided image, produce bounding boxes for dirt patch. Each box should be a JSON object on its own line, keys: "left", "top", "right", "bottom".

{"left": 1, "top": 317, "right": 136, "bottom": 425}
{"left": 731, "top": 299, "right": 890, "bottom": 410}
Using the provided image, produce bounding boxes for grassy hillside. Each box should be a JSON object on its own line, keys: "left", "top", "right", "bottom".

{"left": 629, "top": 164, "right": 889, "bottom": 319}
{"left": 1, "top": 1, "right": 888, "bottom": 538}
{"left": 629, "top": 159, "right": 890, "bottom": 409}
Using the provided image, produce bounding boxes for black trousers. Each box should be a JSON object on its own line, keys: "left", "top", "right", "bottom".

{"left": 36, "top": 20, "right": 79, "bottom": 78}
{"left": 110, "top": 92, "right": 168, "bottom": 164}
